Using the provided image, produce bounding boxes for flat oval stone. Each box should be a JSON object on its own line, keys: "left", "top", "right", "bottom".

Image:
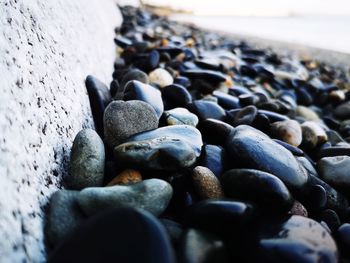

{"left": 85, "top": 75, "right": 112, "bottom": 136}
{"left": 149, "top": 68, "right": 174, "bottom": 88}
{"left": 67, "top": 129, "right": 105, "bottom": 190}
{"left": 213, "top": 90, "right": 240, "bottom": 110}
{"left": 182, "top": 69, "right": 227, "bottom": 84}
{"left": 188, "top": 100, "right": 226, "bottom": 121}
{"left": 125, "top": 125, "right": 203, "bottom": 157}
{"left": 48, "top": 208, "right": 175, "bottom": 263}
{"left": 124, "top": 80, "right": 164, "bottom": 118}
{"left": 221, "top": 169, "right": 294, "bottom": 212}
{"left": 259, "top": 215, "right": 338, "bottom": 263}
{"left": 183, "top": 200, "right": 254, "bottom": 237}
{"left": 77, "top": 179, "right": 172, "bottom": 217}
{"left": 271, "top": 120, "right": 302, "bottom": 147}
{"left": 114, "top": 137, "right": 197, "bottom": 170}
{"left": 46, "top": 190, "right": 84, "bottom": 247}
{"left": 225, "top": 125, "right": 308, "bottom": 190}
{"left": 178, "top": 229, "right": 229, "bottom": 263}
{"left": 192, "top": 166, "right": 224, "bottom": 200}
{"left": 318, "top": 155, "right": 350, "bottom": 193}
{"left": 162, "top": 84, "right": 192, "bottom": 108}
{"left": 164, "top": 108, "right": 199, "bottom": 127}
{"left": 103, "top": 100, "right": 158, "bottom": 148}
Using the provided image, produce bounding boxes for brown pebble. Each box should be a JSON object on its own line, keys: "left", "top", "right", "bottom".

{"left": 107, "top": 169, "right": 142, "bottom": 186}
{"left": 271, "top": 119, "right": 302, "bottom": 147}
{"left": 192, "top": 166, "right": 224, "bottom": 200}
{"left": 289, "top": 200, "right": 308, "bottom": 217}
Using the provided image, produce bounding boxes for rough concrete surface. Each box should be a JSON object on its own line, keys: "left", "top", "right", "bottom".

{"left": 0, "top": 0, "right": 121, "bottom": 262}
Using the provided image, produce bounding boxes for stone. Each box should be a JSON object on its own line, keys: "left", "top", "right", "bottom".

{"left": 192, "top": 166, "right": 224, "bottom": 200}
{"left": 120, "top": 69, "right": 149, "bottom": 89}
{"left": 301, "top": 121, "right": 328, "bottom": 149}
{"left": 182, "top": 69, "right": 227, "bottom": 84}
{"left": 85, "top": 75, "right": 112, "bottom": 136}
{"left": 318, "top": 155, "right": 350, "bottom": 193}
{"left": 296, "top": 105, "right": 320, "bottom": 121}
{"left": 162, "top": 84, "right": 193, "bottom": 108}
{"left": 77, "top": 179, "right": 173, "bottom": 216}
{"left": 337, "top": 223, "right": 350, "bottom": 258}
{"left": 114, "top": 136, "right": 197, "bottom": 171}
{"left": 198, "top": 145, "right": 228, "bottom": 178}
{"left": 160, "top": 219, "right": 184, "bottom": 245}
{"left": 164, "top": 108, "right": 199, "bottom": 127}
{"left": 103, "top": 100, "right": 158, "bottom": 148}
{"left": 271, "top": 119, "right": 302, "bottom": 147}
{"left": 319, "top": 209, "right": 341, "bottom": 232}
{"left": 213, "top": 90, "right": 240, "bottom": 110}
{"left": 106, "top": 169, "right": 142, "bottom": 186}
{"left": 225, "top": 125, "right": 308, "bottom": 190}
{"left": 288, "top": 201, "right": 308, "bottom": 217}
{"left": 188, "top": 100, "right": 226, "bottom": 121}
{"left": 334, "top": 101, "right": 350, "bottom": 120}
{"left": 259, "top": 216, "right": 338, "bottom": 263}
{"left": 183, "top": 200, "right": 254, "bottom": 237}
{"left": 229, "top": 105, "right": 258, "bottom": 126}
{"left": 222, "top": 169, "right": 294, "bottom": 212}
{"left": 45, "top": 190, "right": 84, "bottom": 247}
{"left": 67, "top": 129, "right": 105, "bottom": 190}
{"left": 149, "top": 68, "right": 174, "bottom": 88}
{"left": 124, "top": 80, "right": 164, "bottom": 118}
{"left": 197, "top": 119, "right": 233, "bottom": 146}
{"left": 178, "top": 229, "right": 229, "bottom": 263}
{"left": 47, "top": 208, "right": 175, "bottom": 263}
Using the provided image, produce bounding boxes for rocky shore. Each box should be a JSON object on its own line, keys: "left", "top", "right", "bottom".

{"left": 45, "top": 5, "right": 350, "bottom": 263}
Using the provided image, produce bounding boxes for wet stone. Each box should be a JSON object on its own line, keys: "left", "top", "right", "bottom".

{"left": 120, "top": 69, "right": 150, "bottom": 90}
{"left": 271, "top": 119, "right": 302, "bottom": 147}
{"left": 164, "top": 108, "right": 199, "bottom": 127}
{"left": 188, "top": 100, "right": 226, "bottom": 121}
{"left": 192, "top": 166, "right": 224, "bottom": 200}
{"left": 107, "top": 169, "right": 142, "bottom": 186}
{"left": 149, "top": 68, "right": 174, "bottom": 88}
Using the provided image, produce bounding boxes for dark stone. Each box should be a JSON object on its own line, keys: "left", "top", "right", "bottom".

{"left": 273, "top": 139, "right": 304, "bottom": 156}
{"left": 133, "top": 50, "right": 160, "bottom": 72}
{"left": 319, "top": 209, "right": 341, "bottom": 233}
{"left": 174, "top": 76, "right": 191, "bottom": 88}
{"left": 228, "top": 105, "right": 258, "bottom": 126}
{"left": 337, "top": 223, "right": 350, "bottom": 258}
{"left": 182, "top": 69, "right": 227, "bottom": 84}
{"left": 162, "top": 84, "right": 192, "bottom": 109}
{"left": 197, "top": 119, "right": 233, "bottom": 146}
{"left": 198, "top": 144, "right": 228, "bottom": 178}
{"left": 188, "top": 100, "right": 226, "bottom": 121}
{"left": 85, "top": 75, "right": 112, "bottom": 136}
{"left": 114, "top": 35, "right": 132, "bottom": 48}
{"left": 334, "top": 101, "right": 350, "bottom": 119}
{"left": 221, "top": 169, "right": 294, "bottom": 213}
{"left": 124, "top": 80, "right": 164, "bottom": 118}
{"left": 225, "top": 125, "right": 308, "bottom": 190}
{"left": 212, "top": 90, "right": 240, "bottom": 110}
{"left": 258, "top": 110, "right": 290, "bottom": 122}
{"left": 120, "top": 68, "right": 149, "bottom": 90}
{"left": 48, "top": 208, "right": 175, "bottom": 263}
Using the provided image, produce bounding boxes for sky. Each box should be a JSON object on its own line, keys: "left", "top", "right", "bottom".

{"left": 143, "top": 0, "right": 350, "bottom": 16}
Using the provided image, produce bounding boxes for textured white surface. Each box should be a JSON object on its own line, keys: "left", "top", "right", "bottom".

{"left": 0, "top": 0, "right": 121, "bottom": 261}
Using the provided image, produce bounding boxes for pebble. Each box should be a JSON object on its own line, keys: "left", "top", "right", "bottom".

{"left": 221, "top": 169, "right": 294, "bottom": 212}
{"left": 124, "top": 80, "right": 164, "bottom": 118}
{"left": 198, "top": 144, "right": 228, "bottom": 178}
{"left": 106, "top": 169, "right": 142, "bottom": 186}
{"left": 337, "top": 223, "right": 350, "bottom": 258}
{"left": 296, "top": 105, "right": 320, "bottom": 121}
{"left": 67, "top": 129, "right": 105, "bottom": 190}
{"left": 188, "top": 100, "right": 226, "bottom": 121}
{"left": 301, "top": 121, "right": 328, "bottom": 149}
{"left": 149, "top": 68, "right": 174, "bottom": 88}
{"left": 259, "top": 215, "right": 338, "bottom": 263}
{"left": 103, "top": 100, "right": 158, "bottom": 148}
{"left": 318, "top": 155, "right": 350, "bottom": 193}
{"left": 212, "top": 90, "right": 240, "bottom": 110}
{"left": 289, "top": 200, "right": 308, "bottom": 217}
{"left": 182, "top": 69, "right": 227, "bottom": 84}
{"left": 197, "top": 119, "right": 233, "bottom": 146}
{"left": 271, "top": 119, "right": 302, "bottom": 147}
{"left": 192, "top": 166, "right": 224, "bottom": 200}
{"left": 85, "top": 75, "right": 112, "bottom": 136}
{"left": 225, "top": 125, "right": 308, "bottom": 190}
{"left": 164, "top": 107, "right": 199, "bottom": 127}
{"left": 334, "top": 101, "right": 350, "bottom": 120}
{"left": 229, "top": 105, "right": 258, "bottom": 126}
{"left": 46, "top": 190, "right": 84, "bottom": 247}
{"left": 162, "top": 83, "right": 192, "bottom": 109}
{"left": 48, "top": 207, "right": 175, "bottom": 263}
{"left": 120, "top": 68, "right": 149, "bottom": 90}
{"left": 77, "top": 178, "right": 172, "bottom": 216}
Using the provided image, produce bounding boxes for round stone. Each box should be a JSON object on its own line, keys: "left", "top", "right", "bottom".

{"left": 296, "top": 105, "right": 320, "bottom": 121}
{"left": 164, "top": 108, "right": 199, "bottom": 127}
{"left": 192, "top": 166, "right": 224, "bottom": 200}
{"left": 271, "top": 119, "right": 302, "bottom": 147}
{"left": 120, "top": 69, "right": 149, "bottom": 89}
{"left": 103, "top": 100, "right": 158, "bottom": 148}
{"left": 301, "top": 121, "right": 328, "bottom": 149}
{"left": 67, "top": 129, "right": 105, "bottom": 190}
{"left": 149, "top": 68, "right": 174, "bottom": 88}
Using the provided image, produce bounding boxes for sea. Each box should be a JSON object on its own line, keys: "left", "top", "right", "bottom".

{"left": 171, "top": 14, "right": 350, "bottom": 54}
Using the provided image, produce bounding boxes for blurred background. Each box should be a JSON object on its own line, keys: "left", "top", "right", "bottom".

{"left": 138, "top": 0, "right": 350, "bottom": 53}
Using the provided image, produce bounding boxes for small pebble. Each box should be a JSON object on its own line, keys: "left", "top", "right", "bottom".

{"left": 192, "top": 166, "right": 224, "bottom": 200}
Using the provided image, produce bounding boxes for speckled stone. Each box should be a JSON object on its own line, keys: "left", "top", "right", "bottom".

{"left": 288, "top": 200, "right": 308, "bottom": 217}
{"left": 67, "top": 129, "right": 105, "bottom": 190}
{"left": 149, "top": 68, "right": 174, "bottom": 88}
{"left": 164, "top": 108, "right": 199, "bottom": 127}
{"left": 107, "top": 169, "right": 142, "bottom": 186}
{"left": 271, "top": 119, "right": 302, "bottom": 147}
{"left": 192, "top": 166, "right": 224, "bottom": 200}
{"left": 77, "top": 179, "right": 173, "bottom": 216}
{"left": 103, "top": 100, "right": 159, "bottom": 148}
